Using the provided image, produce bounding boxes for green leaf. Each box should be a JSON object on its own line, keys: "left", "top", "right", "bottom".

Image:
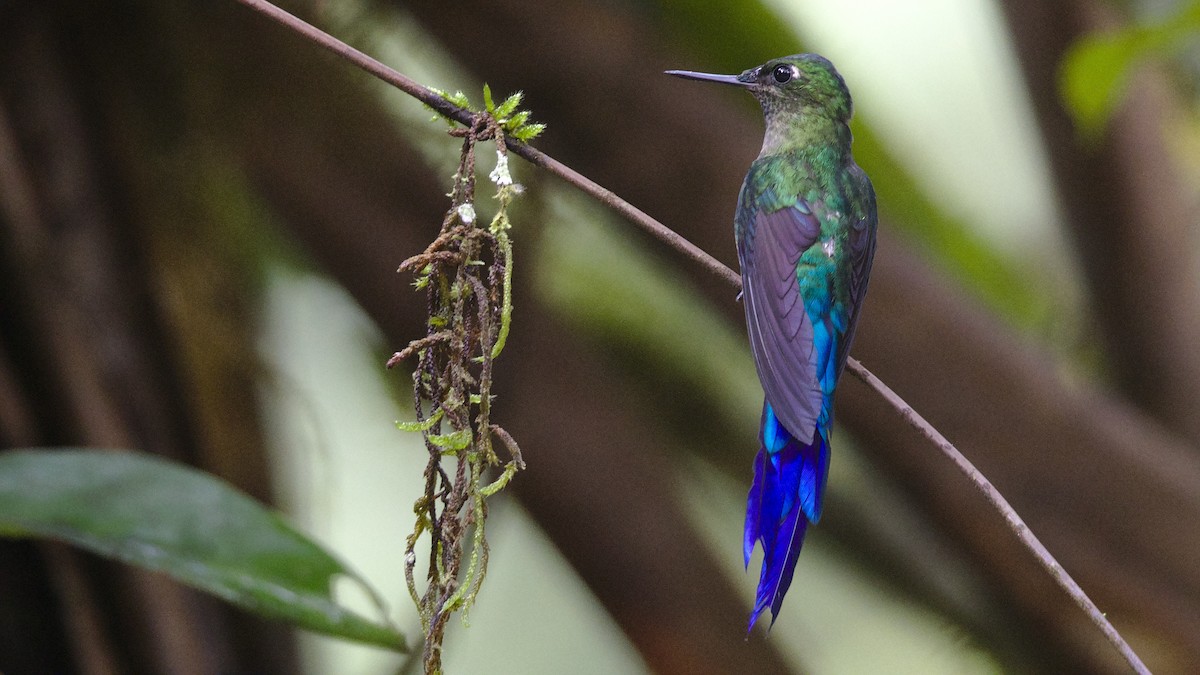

{"left": 1061, "top": 35, "right": 1142, "bottom": 138}
{"left": 512, "top": 123, "right": 546, "bottom": 142}
{"left": 396, "top": 408, "right": 444, "bottom": 433}
{"left": 1061, "top": 1, "right": 1200, "bottom": 137}
{"left": 439, "top": 89, "right": 471, "bottom": 110}
{"left": 483, "top": 83, "right": 495, "bottom": 113}
{"left": 428, "top": 429, "right": 472, "bottom": 451}
{"left": 0, "top": 449, "right": 406, "bottom": 651}
{"left": 505, "top": 110, "right": 530, "bottom": 130}
{"left": 494, "top": 92, "right": 523, "bottom": 120}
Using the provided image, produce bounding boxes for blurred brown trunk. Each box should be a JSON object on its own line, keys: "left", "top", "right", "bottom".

{"left": 998, "top": 0, "right": 1200, "bottom": 447}
{"left": 0, "top": 3, "right": 297, "bottom": 673}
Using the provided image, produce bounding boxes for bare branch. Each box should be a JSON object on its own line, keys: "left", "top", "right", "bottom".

{"left": 845, "top": 361, "right": 1150, "bottom": 675}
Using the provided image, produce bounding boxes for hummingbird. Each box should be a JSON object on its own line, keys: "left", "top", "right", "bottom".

{"left": 666, "top": 54, "right": 877, "bottom": 630}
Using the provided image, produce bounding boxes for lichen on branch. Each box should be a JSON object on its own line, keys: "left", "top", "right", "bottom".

{"left": 388, "top": 86, "right": 538, "bottom": 673}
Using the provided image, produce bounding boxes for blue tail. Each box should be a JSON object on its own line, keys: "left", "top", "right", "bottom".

{"left": 744, "top": 403, "right": 829, "bottom": 631}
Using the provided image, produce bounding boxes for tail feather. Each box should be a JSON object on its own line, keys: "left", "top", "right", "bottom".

{"left": 744, "top": 404, "right": 829, "bottom": 631}
{"left": 744, "top": 450, "right": 767, "bottom": 566}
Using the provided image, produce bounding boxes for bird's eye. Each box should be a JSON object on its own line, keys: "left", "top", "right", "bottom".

{"left": 772, "top": 64, "right": 793, "bottom": 84}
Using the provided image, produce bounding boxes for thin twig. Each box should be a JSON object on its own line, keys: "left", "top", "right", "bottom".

{"left": 845, "top": 362, "right": 1149, "bottom": 674}
{"left": 233, "top": 0, "right": 739, "bottom": 292}
{"left": 230, "top": 1, "right": 1149, "bottom": 672}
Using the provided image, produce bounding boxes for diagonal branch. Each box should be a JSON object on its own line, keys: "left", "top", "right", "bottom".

{"left": 229, "top": 1, "right": 1149, "bottom": 672}
{"left": 233, "top": 0, "right": 737, "bottom": 292}
{"left": 845, "top": 364, "right": 1149, "bottom": 674}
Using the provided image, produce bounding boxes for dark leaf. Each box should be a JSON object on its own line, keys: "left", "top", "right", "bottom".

{"left": 0, "top": 449, "right": 406, "bottom": 651}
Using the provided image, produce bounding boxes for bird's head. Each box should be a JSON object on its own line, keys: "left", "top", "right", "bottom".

{"left": 667, "top": 54, "right": 853, "bottom": 124}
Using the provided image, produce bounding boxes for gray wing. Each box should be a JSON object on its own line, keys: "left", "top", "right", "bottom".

{"left": 834, "top": 171, "right": 878, "bottom": 376}
{"left": 738, "top": 203, "right": 824, "bottom": 442}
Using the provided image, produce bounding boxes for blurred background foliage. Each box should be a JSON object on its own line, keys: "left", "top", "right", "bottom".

{"left": 2, "top": 0, "right": 1200, "bottom": 673}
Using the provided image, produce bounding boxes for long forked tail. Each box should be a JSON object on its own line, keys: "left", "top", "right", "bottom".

{"left": 743, "top": 403, "right": 829, "bottom": 631}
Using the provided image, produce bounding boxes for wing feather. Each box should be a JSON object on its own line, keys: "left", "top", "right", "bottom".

{"left": 738, "top": 204, "right": 823, "bottom": 443}
{"left": 834, "top": 169, "right": 878, "bottom": 375}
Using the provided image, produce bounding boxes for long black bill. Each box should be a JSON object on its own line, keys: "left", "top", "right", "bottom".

{"left": 664, "top": 70, "right": 750, "bottom": 87}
